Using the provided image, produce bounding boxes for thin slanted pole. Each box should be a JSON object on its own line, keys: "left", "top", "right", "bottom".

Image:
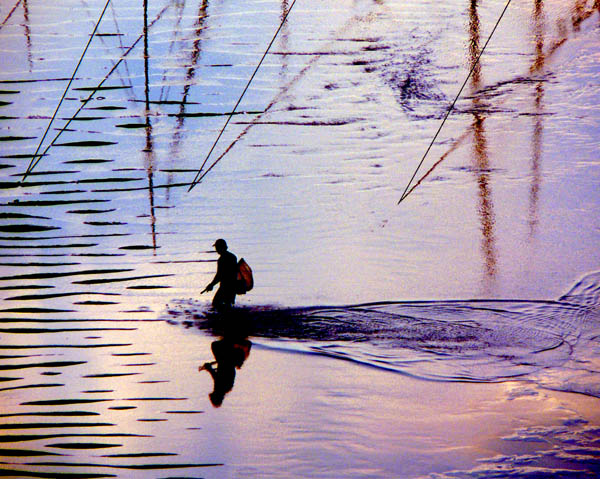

{"left": 22, "top": 0, "right": 112, "bottom": 182}
{"left": 0, "top": 0, "right": 23, "bottom": 30}
{"left": 21, "top": 2, "right": 173, "bottom": 180}
{"left": 398, "top": 0, "right": 512, "bottom": 204}
{"left": 187, "top": 0, "right": 299, "bottom": 192}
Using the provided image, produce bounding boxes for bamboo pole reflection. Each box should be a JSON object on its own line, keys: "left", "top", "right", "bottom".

{"left": 143, "top": 0, "right": 157, "bottom": 253}
{"left": 529, "top": 0, "right": 545, "bottom": 237}
{"left": 167, "top": 0, "right": 209, "bottom": 196}
{"left": 158, "top": 0, "right": 186, "bottom": 105}
{"left": 469, "top": 0, "right": 497, "bottom": 290}
{"left": 279, "top": 0, "right": 290, "bottom": 82}
{"left": 402, "top": 0, "right": 598, "bottom": 205}
{"left": 175, "top": 0, "right": 209, "bottom": 126}
{"left": 572, "top": 0, "right": 589, "bottom": 30}
{"left": 108, "top": 1, "right": 135, "bottom": 93}
{"left": 23, "top": 0, "right": 32, "bottom": 72}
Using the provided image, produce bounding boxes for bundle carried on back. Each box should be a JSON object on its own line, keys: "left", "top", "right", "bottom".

{"left": 236, "top": 258, "right": 253, "bottom": 295}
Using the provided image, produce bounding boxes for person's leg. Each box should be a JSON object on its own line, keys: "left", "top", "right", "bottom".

{"left": 212, "top": 287, "right": 225, "bottom": 309}
{"left": 213, "top": 288, "right": 236, "bottom": 312}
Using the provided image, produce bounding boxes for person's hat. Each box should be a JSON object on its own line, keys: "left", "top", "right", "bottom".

{"left": 213, "top": 238, "right": 227, "bottom": 249}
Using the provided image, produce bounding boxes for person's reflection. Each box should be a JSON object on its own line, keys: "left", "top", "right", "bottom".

{"left": 200, "top": 337, "right": 252, "bottom": 407}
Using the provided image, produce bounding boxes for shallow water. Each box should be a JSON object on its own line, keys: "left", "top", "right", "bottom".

{"left": 170, "top": 270, "right": 600, "bottom": 397}
{"left": 0, "top": 0, "right": 599, "bottom": 477}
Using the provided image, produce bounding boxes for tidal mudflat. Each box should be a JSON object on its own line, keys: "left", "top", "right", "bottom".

{"left": 0, "top": 0, "right": 599, "bottom": 477}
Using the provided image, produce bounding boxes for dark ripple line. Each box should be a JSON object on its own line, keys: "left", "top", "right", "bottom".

{"left": 2, "top": 199, "right": 109, "bottom": 207}
{"left": 0, "top": 225, "right": 59, "bottom": 233}
{"left": 73, "top": 274, "right": 174, "bottom": 285}
{"left": 53, "top": 141, "right": 117, "bottom": 148}
{"left": 0, "top": 361, "right": 86, "bottom": 371}
{"left": 0, "top": 344, "right": 131, "bottom": 349}
{"left": 0, "top": 309, "right": 76, "bottom": 314}
{"left": 0, "top": 412, "right": 100, "bottom": 418}
{"left": 21, "top": 399, "right": 112, "bottom": 406}
{"left": 0, "top": 233, "right": 129, "bottom": 242}
{"left": 0, "top": 383, "right": 63, "bottom": 392}
{"left": 100, "top": 452, "right": 176, "bottom": 458}
{"left": 0, "top": 319, "right": 159, "bottom": 323}
{"left": 0, "top": 423, "right": 114, "bottom": 430}
{"left": 90, "top": 182, "right": 191, "bottom": 193}
{"left": 0, "top": 244, "right": 98, "bottom": 249}
{"left": 0, "top": 285, "right": 54, "bottom": 290}
{"left": 76, "top": 177, "right": 142, "bottom": 184}
{"left": 0, "top": 268, "right": 134, "bottom": 281}
{"left": 0, "top": 180, "right": 70, "bottom": 189}
{"left": 0, "top": 432, "right": 151, "bottom": 443}
{"left": 47, "top": 443, "right": 121, "bottom": 450}
{"left": 5, "top": 292, "right": 120, "bottom": 301}
{"left": 0, "top": 448, "right": 63, "bottom": 457}
{"left": 66, "top": 208, "right": 116, "bottom": 214}
{"left": 122, "top": 397, "right": 187, "bottom": 401}
{"left": 0, "top": 467, "right": 116, "bottom": 478}
{"left": 24, "top": 461, "right": 223, "bottom": 470}
{"left": 0, "top": 327, "right": 136, "bottom": 334}
{"left": 0, "top": 213, "right": 50, "bottom": 220}
{"left": 111, "top": 353, "right": 150, "bottom": 357}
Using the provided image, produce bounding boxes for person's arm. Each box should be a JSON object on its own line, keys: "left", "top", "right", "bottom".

{"left": 200, "top": 361, "right": 217, "bottom": 378}
{"left": 202, "top": 258, "right": 222, "bottom": 293}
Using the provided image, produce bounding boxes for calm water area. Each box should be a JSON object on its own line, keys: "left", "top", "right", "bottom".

{"left": 0, "top": 0, "right": 599, "bottom": 477}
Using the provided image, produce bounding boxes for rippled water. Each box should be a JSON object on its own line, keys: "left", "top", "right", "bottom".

{"left": 169, "top": 270, "right": 600, "bottom": 396}
{"left": 1, "top": 0, "right": 599, "bottom": 477}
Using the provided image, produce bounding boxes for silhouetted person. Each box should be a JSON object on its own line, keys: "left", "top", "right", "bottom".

{"left": 202, "top": 239, "right": 238, "bottom": 310}
{"left": 200, "top": 337, "right": 252, "bottom": 407}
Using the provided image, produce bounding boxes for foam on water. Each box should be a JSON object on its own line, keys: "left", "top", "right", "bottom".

{"left": 168, "top": 271, "right": 600, "bottom": 397}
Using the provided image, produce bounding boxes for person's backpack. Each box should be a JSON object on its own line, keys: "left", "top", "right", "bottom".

{"left": 236, "top": 258, "right": 253, "bottom": 294}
